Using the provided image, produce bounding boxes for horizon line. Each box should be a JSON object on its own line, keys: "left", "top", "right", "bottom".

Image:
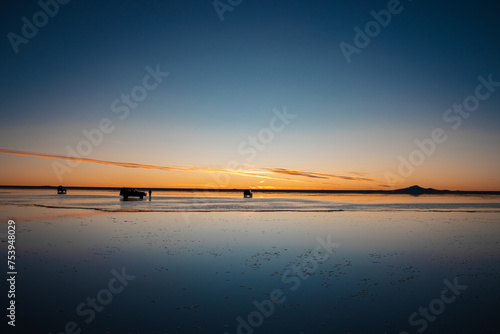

{"left": 1, "top": 185, "right": 499, "bottom": 194}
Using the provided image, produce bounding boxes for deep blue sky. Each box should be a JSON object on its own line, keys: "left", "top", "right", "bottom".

{"left": 1, "top": 0, "right": 499, "bottom": 189}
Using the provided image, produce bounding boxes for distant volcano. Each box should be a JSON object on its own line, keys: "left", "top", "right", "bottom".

{"left": 393, "top": 185, "right": 448, "bottom": 194}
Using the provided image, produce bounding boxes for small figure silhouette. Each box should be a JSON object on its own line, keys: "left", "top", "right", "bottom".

{"left": 149, "top": 189, "right": 152, "bottom": 201}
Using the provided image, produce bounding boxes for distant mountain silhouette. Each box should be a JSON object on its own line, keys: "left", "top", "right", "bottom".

{"left": 393, "top": 185, "right": 449, "bottom": 195}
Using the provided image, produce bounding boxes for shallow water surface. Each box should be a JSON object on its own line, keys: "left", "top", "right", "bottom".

{"left": 1, "top": 190, "right": 499, "bottom": 333}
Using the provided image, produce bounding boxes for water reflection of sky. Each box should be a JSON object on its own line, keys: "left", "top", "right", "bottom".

{"left": 1, "top": 189, "right": 500, "bottom": 215}
{"left": 8, "top": 208, "right": 500, "bottom": 333}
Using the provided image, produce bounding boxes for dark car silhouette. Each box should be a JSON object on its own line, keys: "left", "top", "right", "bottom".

{"left": 120, "top": 188, "right": 147, "bottom": 200}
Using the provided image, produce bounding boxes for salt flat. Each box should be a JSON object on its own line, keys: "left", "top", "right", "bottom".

{"left": 2, "top": 193, "right": 499, "bottom": 333}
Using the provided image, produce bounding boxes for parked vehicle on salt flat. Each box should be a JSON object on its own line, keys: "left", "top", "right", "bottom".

{"left": 120, "top": 188, "right": 147, "bottom": 200}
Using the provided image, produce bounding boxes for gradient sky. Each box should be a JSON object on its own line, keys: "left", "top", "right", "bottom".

{"left": 1, "top": 0, "right": 499, "bottom": 190}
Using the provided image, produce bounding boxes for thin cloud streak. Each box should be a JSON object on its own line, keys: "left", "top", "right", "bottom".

{"left": 0, "top": 149, "right": 191, "bottom": 172}
{"left": 264, "top": 167, "right": 374, "bottom": 182}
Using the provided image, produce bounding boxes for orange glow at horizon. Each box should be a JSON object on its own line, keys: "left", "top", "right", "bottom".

{"left": 1, "top": 148, "right": 499, "bottom": 191}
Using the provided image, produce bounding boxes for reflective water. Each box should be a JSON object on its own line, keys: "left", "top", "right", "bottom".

{"left": 1, "top": 189, "right": 500, "bottom": 213}
{"left": 0, "top": 190, "right": 499, "bottom": 333}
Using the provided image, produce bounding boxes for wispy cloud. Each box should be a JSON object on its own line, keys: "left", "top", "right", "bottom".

{"left": 264, "top": 167, "right": 374, "bottom": 182}
{"left": 0, "top": 149, "right": 191, "bottom": 172}
{"left": 0, "top": 149, "right": 374, "bottom": 185}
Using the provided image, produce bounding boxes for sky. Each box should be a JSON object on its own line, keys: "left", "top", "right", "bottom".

{"left": 1, "top": 0, "right": 499, "bottom": 190}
